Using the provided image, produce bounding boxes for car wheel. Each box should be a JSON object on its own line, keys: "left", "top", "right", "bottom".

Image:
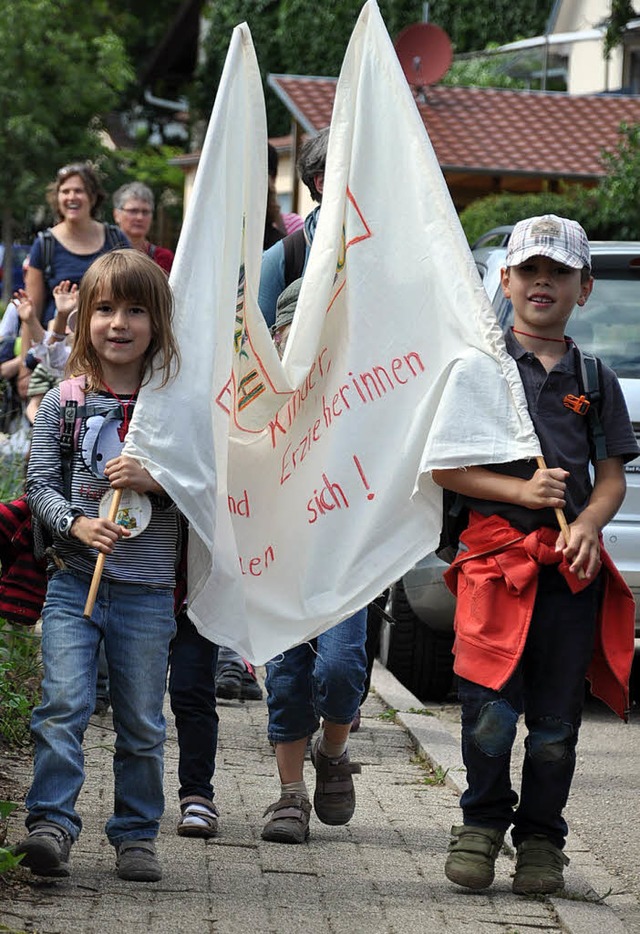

{"left": 380, "top": 579, "right": 454, "bottom": 701}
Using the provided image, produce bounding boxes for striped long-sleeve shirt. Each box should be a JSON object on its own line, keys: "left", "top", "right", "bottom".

{"left": 26, "top": 385, "right": 180, "bottom": 587}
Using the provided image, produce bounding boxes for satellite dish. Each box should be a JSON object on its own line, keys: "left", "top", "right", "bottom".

{"left": 395, "top": 22, "right": 453, "bottom": 90}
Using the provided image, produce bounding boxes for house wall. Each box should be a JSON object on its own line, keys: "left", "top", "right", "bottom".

{"left": 550, "top": 0, "right": 625, "bottom": 92}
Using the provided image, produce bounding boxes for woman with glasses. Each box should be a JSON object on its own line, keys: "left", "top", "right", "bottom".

{"left": 112, "top": 182, "right": 174, "bottom": 275}
{"left": 27, "top": 163, "right": 129, "bottom": 328}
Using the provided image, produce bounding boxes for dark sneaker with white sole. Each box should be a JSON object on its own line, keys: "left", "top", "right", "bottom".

{"left": 177, "top": 796, "right": 219, "bottom": 839}
{"left": 13, "top": 821, "right": 72, "bottom": 877}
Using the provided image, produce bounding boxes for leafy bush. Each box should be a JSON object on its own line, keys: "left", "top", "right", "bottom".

{"left": 0, "top": 621, "right": 41, "bottom": 748}
{"left": 597, "top": 123, "right": 640, "bottom": 240}
{"left": 0, "top": 800, "right": 23, "bottom": 875}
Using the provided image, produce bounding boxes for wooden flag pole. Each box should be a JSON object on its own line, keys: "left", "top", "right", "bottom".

{"left": 83, "top": 488, "right": 123, "bottom": 619}
{"left": 536, "top": 455, "right": 585, "bottom": 580}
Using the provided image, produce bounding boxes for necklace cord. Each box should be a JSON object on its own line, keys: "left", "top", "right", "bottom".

{"left": 511, "top": 327, "right": 570, "bottom": 345}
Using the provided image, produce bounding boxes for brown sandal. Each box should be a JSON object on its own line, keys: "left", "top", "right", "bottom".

{"left": 311, "top": 738, "right": 361, "bottom": 826}
{"left": 176, "top": 795, "right": 219, "bottom": 838}
{"left": 261, "top": 793, "right": 311, "bottom": 844}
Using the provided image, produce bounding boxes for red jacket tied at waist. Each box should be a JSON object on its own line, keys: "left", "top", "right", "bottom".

{"left": 444, "top": 511, "right": 635, "bottom": 721}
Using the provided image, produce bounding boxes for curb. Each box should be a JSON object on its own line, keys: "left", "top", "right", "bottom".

{"left": 370, "top": 660, "right": 631, "bottom": 934}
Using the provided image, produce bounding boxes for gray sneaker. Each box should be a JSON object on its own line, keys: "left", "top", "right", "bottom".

{"left": 445, "top": 824, "right": 505, "bottom": 890}
{"left": 115, "top": 839, "right": 162, "bottom": 882}
{"left": 13, "top": 821, "right": 72, "bottom": 877}
{"left": 512, "top": 835, "right": 569, "bottom": 895}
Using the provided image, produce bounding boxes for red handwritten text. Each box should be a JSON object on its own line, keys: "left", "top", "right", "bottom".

{"left": 238, "top": 544, "right": 275, "bottom": 576}
{"left": 307, "top": 473, "right": 349, "bottom": 524}
{"left": 228, "top": 489, "right": 250, "bottom": 517}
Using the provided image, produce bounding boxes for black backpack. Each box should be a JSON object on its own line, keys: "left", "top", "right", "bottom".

{"left": 435, "top": 348, "right": 606, "bottom": 564}
{"left": 282, "top": 228, "right": 307, "bottom": 288}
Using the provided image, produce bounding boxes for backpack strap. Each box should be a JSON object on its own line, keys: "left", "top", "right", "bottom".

{"left": 283, "top": 228, "right": 307, "bottom": 287}
{"left": 58, "top": 375, "right": 87, "bottom": 498}
{"left": 575, "top": 347, "right": 607, "bottom": 462}
{"left": 104, "top": 222, "right": 129, "bottom": 250}
{"left": 37, "top": 229, "right": 55, "bottom": 287}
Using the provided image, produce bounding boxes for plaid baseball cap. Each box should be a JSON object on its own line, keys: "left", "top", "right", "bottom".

{"left": 505, "top": 215, "right": 590, "bottom": 270}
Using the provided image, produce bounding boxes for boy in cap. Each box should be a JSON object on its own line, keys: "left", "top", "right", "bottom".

{"left": 432, "top": 215, "right": 638, "bottom": 894}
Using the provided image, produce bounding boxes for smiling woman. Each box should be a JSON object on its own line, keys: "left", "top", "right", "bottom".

{"left": 26, "top": 164, "right": 130, "bottom": 328}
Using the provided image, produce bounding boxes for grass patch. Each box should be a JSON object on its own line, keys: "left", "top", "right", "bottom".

{"left": 376, "top": 707, "right": 398, "bottom": 721}
{"left": 407, "top": 707, "right": 435, "bottom": 716}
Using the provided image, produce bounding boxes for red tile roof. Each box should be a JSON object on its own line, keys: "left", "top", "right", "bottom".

{"left": 268, "top": 75, "right": 640, "bottom": 180}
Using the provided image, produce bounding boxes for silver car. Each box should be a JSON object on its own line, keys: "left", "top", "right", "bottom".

{"left": 379, "top": 234, "right": 640, "bottom": 701}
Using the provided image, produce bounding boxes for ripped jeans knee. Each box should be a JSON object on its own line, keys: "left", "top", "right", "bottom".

{"left": 526, "top": 717, "right": 575, "bottom": 764}
{"left": 471, "top": 699, "right": 519, "bottom": 757}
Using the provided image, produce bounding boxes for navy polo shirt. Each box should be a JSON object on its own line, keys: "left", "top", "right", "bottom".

{"left": 462, "top": 329, "right": 640, "bottom": 533}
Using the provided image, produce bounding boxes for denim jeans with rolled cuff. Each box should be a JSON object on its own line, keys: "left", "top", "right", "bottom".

{"left": 26, "top": 569, "right": 176, "bottom": 846}
{"left": 458, "top": 565, "right": 600, "bottom": 851}
{"left": 168, "top": 612, "right": 219, "bottom": 801}
{"left": 265, "top": 608, "right": 368, "bottom": 744}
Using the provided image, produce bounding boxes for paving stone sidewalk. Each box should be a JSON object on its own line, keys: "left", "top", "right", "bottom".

{"left": 1, "top": 663, "right": 631, "bottom": 934}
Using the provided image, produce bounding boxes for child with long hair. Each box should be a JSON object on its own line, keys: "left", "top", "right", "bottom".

{"left": 14, "top": 249, "right": 181, "bottom": 883}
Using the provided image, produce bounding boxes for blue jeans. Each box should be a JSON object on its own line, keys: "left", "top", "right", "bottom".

{"left": 26, "top": 570, "right": 176, "bottom": 846}
{"left": 458, "top": 566, "right": 600, "bottom": 850}
{"left": 168, "top": 613, "right": 219, "bottom": 801}
{"left": 265, "top": 609, "right": 368, "bottom": 743}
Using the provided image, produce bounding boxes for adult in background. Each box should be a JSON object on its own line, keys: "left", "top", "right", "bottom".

{"left": 259, "top": 128, "right": 328, "bottom": 328}
{"left": 264, "top": 144, "right": 304, "bottom": 249}
{"left": 113, "top": 182, "right": 174, "bottom": 275}
{"left": 27, "top": 163, "right": 129, "bottom": 327}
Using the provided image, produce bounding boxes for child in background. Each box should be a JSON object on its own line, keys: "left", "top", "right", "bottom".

{"left": 16, "top": 280, "right": 77, "bottom": 424}
{"left": 433, "top": 216, "right": 638, "bottom": 895}
{"left": 14, "top": 250, "right": 180, "bottom": 883}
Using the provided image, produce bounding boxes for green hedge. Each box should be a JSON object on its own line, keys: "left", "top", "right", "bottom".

{"left": 459, "top": 188, "right": 604, "bottom": 246}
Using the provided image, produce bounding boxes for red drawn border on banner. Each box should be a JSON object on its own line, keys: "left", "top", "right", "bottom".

{"left": 345, "top": 186, "right": 372, "bottom": 249}
{"left": 218, "top": 187, "right": 374, "bottom": 431}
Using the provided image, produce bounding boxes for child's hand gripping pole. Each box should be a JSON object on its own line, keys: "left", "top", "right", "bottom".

{"left": 535, "top": 455, "right": 586, "bottom": 581}
{"left": 83, "top": 488, "right": 123, "bottom": 619}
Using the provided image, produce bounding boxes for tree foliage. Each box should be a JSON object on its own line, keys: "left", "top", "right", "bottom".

{"left": 596, "top": 123, "right": 640, "bottom": 239}
{"left": 193, "top": 0, "right": 556, "bottom": 135}
{"left": 442, "top": 57, "right": 527, "bottom": 90}
{"left": 0, "top": 0, "right": 133, "bottom": 295}
{"left": 428, "top": 0, "right": 552, "bottom": 54}
{"left": 604, "top": 0, "right": 638, "bottom": 59}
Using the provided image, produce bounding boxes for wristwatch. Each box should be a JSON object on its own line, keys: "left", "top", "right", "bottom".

{"left": 57, "top": 509, "right": 83, "bottom": 538}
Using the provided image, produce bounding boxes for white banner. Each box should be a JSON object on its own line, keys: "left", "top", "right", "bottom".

{"left": 125, "top": 2, "right": 540, "bottom": 664}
